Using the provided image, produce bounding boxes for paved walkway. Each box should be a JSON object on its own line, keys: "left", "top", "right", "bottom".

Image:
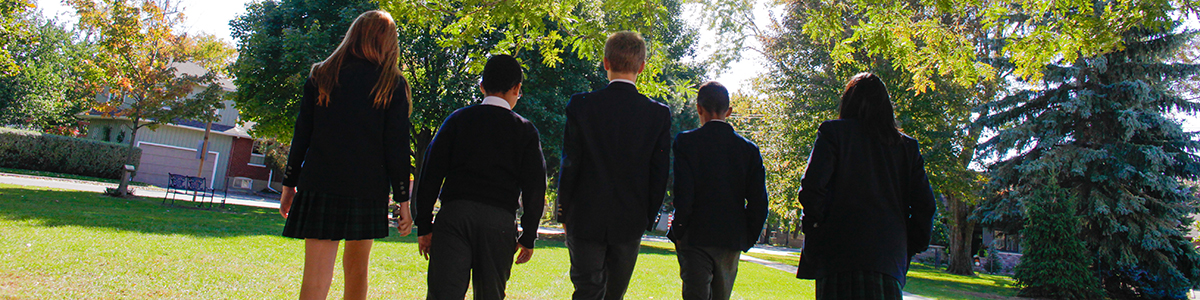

{"left": 0, "top": 171, "right": 934, "bottom": 299}
{"left": 0, "top": 172, "right": 279, "bottom": 208}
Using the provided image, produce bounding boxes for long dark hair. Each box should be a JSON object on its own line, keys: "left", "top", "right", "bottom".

{"left": 309, "top": 10, "right": 410, "bottom": 114}
{"left": 838, "top": 73, "right": 901, "bottom": 144}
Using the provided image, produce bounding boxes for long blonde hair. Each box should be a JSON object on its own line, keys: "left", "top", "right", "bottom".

{"left": 309, "top": 10, "right": 410, "bottom": 113}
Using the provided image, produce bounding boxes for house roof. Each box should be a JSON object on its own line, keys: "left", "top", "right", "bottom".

{"left": 171, "top": 62, "right": 236, "bottom": 92}
{"left": 80, "top": 112, "right": 252, "bottom": 138}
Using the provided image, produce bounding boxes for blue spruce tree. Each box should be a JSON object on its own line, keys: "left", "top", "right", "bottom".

{"left": 975, "top": 23, "right": 1200, "bottom": 298}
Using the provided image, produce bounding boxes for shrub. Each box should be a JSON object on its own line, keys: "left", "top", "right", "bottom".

{"left": 1014, "top": 182, "right": 1102, "bottom": 299}
{"left": 0, "top": 127, "right": 141, "bottom": 179}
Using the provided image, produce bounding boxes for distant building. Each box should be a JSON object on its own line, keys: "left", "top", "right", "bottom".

{"left": 80, "top": 62, "right": 278, "bottom": 192}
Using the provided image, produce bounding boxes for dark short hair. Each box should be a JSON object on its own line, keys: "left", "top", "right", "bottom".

{"left": 481, "top": 54, "right": 523, "bottom": 94}
{"left": 604, "top": 31, "right": 646, "bottom": 73}
{"left": 696, "top": 81, "right": 730, "bottom": 114}
{"left": 839, "top": 72, "right": 901, "bottom": 144}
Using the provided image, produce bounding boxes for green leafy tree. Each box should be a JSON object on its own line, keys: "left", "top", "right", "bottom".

{"left": 69, "top": 0, "right": 233, "bottom": 195}
{"left": 229, "top": 0, "right": 378, "bottom": 142}
{"left": 975, "top": 22, "right": 1200, "bottom": 297}
{"left": 0, "top": 0, "right": 35, "bottom": 76}
{"left": 0, "top": 11, "right": 102, "bottom": 134}
{"left": 1011, "top": 175, "right": 1102, "bottom": 299}
{"left": 759, "top": 0, "right": 1004, "bottom": 272}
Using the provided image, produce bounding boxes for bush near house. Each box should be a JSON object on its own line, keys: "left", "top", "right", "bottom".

{"left": 0, "top": 127, "right": 140, "bottom": 179}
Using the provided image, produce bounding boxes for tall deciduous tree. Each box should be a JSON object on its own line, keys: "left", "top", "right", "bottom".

{"left": 69, "top": 0, "right": 232, "bottom": 195}
{"left": 0, "top": 0, "right": 35, "bottom": 76}
{"left": 761, "top": 0, "right": 1004, "bottom": 274}
{"left": 0, "top": 10, "right": 102, "bottom": 134}
{"left": 975, "top": 22, "right": 1200, "bottom": 297}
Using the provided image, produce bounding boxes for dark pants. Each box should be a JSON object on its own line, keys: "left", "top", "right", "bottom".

{"left": 567, "top": 234, "right": 641, "bottom": 300}
{"left": 426, "top": 200, "right": 517, "bottom": 300}
{"left": 815, "top": 271, "right": 902, "bottom": 300}
{"left": 676, "top": 243, "right": 740, "bottom": 300}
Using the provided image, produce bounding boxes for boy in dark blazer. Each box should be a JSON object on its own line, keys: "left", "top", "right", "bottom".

{"left": 668, "top": 81, "right": 768, "bottom": 300}
{"left": 414, "top": 54, "right": 546, "bottom": 300}
{"left": 557, "top": 31, "right": 672, "bottom": 300}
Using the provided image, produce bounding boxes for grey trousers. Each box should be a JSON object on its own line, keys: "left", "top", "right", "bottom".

{"left": 567, "top": 235, "right": 641, "bottom": 300}
{"left": 676, "top": 243, "right": 741, "bottom": 300}
{"left": 426, "top": 200, "right": 517, "bottom": 300}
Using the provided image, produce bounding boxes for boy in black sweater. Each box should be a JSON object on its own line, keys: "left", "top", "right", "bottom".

{"left": 414, "top": 54, "right": 546, "bottom": 300}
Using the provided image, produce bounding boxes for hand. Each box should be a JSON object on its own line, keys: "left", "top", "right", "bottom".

{"left": 418, "top": 234, "right": 433, "bottom": 260}
{"left": 279, "top": 186, "right": 296, "bottom": 218}
{"left": 514, "top": 245, "right": 534, "bottom": 264}
{"left": 394, "top": 201, "right": 412, "bottom": 237}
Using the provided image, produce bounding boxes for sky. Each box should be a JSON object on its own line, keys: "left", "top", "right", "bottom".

{"left": 31, "top": 0, "right": 1200, "bottom": 132}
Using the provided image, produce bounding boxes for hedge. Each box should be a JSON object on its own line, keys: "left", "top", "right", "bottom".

{"left": 0, "top": 127, "right": 141, "bottom": 179}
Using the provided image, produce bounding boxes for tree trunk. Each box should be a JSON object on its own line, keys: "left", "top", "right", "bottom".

{"left": 118, "top": 120, "right": 141, "bottom": 197}
{"left": 946, "top": 193, "right": 977, "bottom": 275}
{"left": 410, "top": 128, "right": 435, "bottom": 217}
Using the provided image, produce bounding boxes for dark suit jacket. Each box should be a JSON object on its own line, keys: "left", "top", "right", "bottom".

{"left": 413, "top": 104, "right": 547, "bottom": 249}
{"left": 283, "top": 56, "right": 411, "bottom": 201}
{"left": 667, "top": 121, "right": 768, "bottom": 252}
{"left": 794, "top": 119, "right": 936, "bottom": 286}
{"left": 557, "top": 81, "right": 672, "bottom": 243}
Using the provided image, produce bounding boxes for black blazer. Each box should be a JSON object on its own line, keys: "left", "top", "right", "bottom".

{"left": 557, "top": 81, "right": 672, "bottom": 243}
{"left": 283, "top": 56, "right": 411, "bottom": 201}
{"left": 795, "top": 120, "right": 936, "bottom": 286}
{"left": 668, "top": 121, "right": 768, "bottom": 252}
{"left": 413, "top": 103, "right": 546, "bottom": 249}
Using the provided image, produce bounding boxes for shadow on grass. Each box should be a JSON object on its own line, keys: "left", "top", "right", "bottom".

{"left": 0, "top": 186, "right": 289, "bottom": 238}
{"left": 0, "top": 185, "right": 690, "bottom": 259}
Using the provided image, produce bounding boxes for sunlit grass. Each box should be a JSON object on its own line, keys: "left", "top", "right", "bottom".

{"left": 0, "top": 184, "right": 812, "bottom": 299}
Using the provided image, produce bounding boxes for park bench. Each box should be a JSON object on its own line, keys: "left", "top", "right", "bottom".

{"left": 163, "top": 173, "right": 221, "bottom": 207}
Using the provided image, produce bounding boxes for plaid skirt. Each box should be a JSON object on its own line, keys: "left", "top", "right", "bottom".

{"left": 815, "top": 271, "right": 902, "bottom": 300}
{"left": 281, "top": 191, "right": 389, "bottom": 241}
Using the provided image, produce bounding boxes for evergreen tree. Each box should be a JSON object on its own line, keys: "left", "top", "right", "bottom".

{"left": 976, "top": 23, "right": 1200, "bottom": 298}
{"left": 1012, "top": 176, "right": 1102, "bottom": 299}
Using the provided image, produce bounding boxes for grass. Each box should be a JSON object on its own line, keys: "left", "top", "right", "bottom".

{"left": 0, "top": 183, "right": 1022, "bottom": 299}
{"left": 0, "top": 184, "right": 812, "bottom": 299}
{"left": 0, "top": 167, "right": 152, "bottom": 187}
{"left": 741, "top": 252, "right": 1020, "bottom": 299}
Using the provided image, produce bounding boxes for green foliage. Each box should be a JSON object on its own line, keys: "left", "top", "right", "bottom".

{"left": 0, "top": 11, "right": 100, "bottom": 134}
{"left": 0, "top": 0, "right": 35, "bottom": 76}
{"left": 1012, "top": 179, "right": 1102, "bottom": 299}
{"left": 755, "top": 0, "right": 998, "bottom": 233}
{"left": 229, "top": 0, "right": 378, "bottom": 142}
{"left": 976, "top": 24, "right": 1200, "bottom": 298}
{"left": 0, "top": 127, "right": 141, "bottom": 179}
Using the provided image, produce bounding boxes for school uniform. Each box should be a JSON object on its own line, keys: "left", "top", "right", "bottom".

{"left": 280, "top": 56, "right": 410, "bottom": 241}
{"left": 557, "top": 79, "right": 672, "bottom": 300}
{"left": 414, "top": 96, "right": 547, "bottom": 300}
{"left": 668, "top": 120, "right": 768, "bottom": 300}
{"left": 795, "top": 119, "right": 937, "bottom": 300}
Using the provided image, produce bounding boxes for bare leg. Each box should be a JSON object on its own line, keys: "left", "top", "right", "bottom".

{"left": 343, "top": 239, "right": 374, "bottom": 300}
{"left": 300, "top": 239, "right": 340, "bottom": 300}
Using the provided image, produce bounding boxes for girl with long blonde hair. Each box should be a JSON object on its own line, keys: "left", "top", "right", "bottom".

{"left": 278, "top": 10, "right": 413, "bottom": 300}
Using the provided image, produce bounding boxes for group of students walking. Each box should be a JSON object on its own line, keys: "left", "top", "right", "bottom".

{"left": 277, "top": 10, "right": 937, "bottom": 300}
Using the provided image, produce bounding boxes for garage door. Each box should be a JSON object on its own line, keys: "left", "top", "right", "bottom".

{"left": 134, "top": 142, "right": 218, "bottom": 188}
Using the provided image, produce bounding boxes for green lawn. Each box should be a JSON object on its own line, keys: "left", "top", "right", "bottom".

{"left": 0, "top": 183, "right": 1021, "bottom": 299}
{"left": 0, "top": 184, "right": 812, "bottom": 299}
{"left": 743, "top": 250, "right": 1020, "bottom": 299}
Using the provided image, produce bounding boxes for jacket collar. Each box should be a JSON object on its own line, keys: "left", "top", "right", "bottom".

{"left": 605, "top": 80, "right": 638, "bottom": 92}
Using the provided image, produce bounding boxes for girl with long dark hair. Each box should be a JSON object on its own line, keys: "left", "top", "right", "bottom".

{"left": 795, "top": 73, "right": 937, "bottom": 299}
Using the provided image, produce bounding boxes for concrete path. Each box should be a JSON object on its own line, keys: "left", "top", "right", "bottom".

{"left": 0, "top": 172, "right": 280, "bottom": 209}
{"left": 0, "top": 171, "right": 936, "bottom": 299}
